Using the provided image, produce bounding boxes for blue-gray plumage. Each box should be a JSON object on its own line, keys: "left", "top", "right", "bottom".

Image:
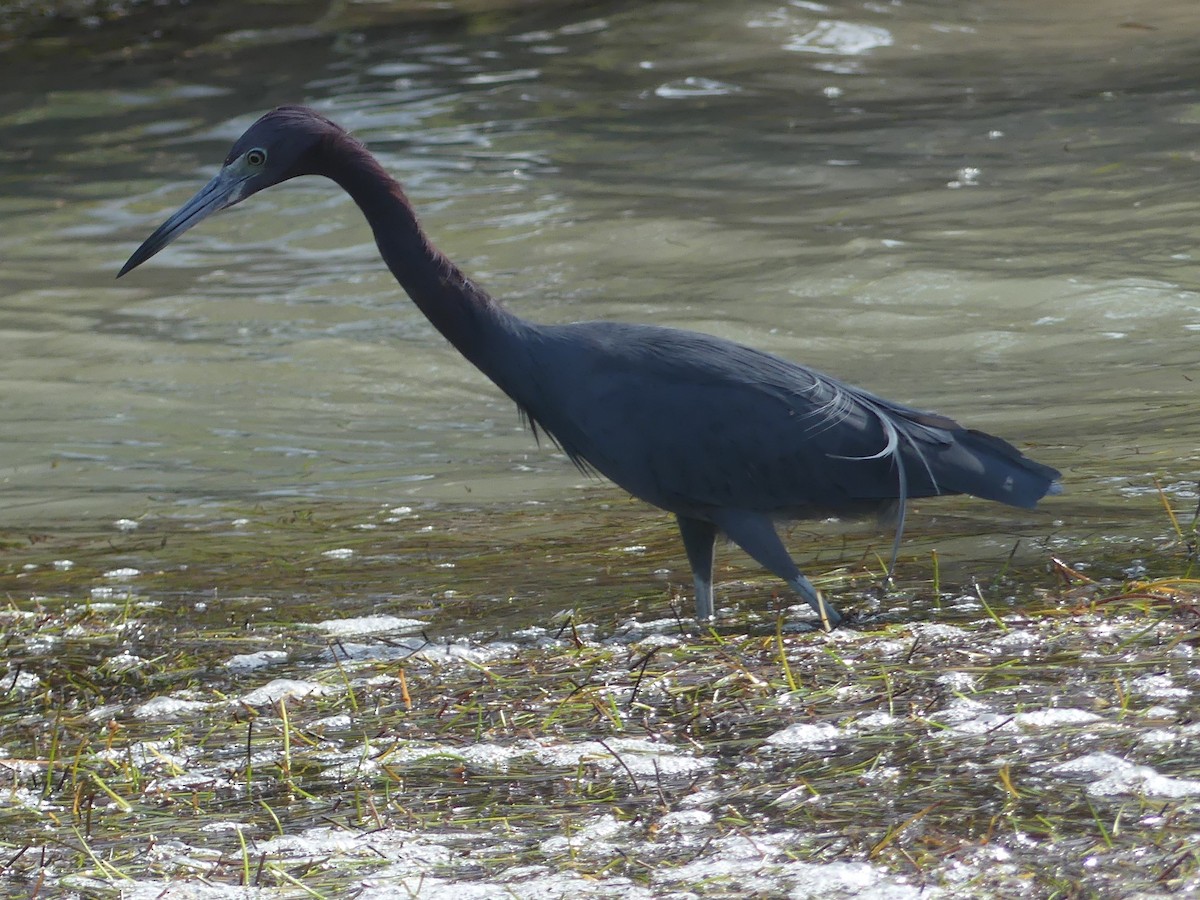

{"left": 118, "top": 106, "right": 1061, "bottom": 630}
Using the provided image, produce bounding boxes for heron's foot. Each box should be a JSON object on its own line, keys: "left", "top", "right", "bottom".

{"left": 814, "top": 598, "right": 842, "bottom": 632}
{"left": 804, "top": 589, "right": 842, "bottom": 632}
{"left": 786, "top": 574, "right": 841, "bottom": 631}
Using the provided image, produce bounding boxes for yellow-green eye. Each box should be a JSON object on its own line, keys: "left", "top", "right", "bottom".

{"left": 245, "top": 148, "right": 267, "bottom": 167}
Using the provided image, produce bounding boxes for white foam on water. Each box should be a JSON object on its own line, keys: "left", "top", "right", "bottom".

{"left": 1052, "top": 752, "right": 1200, "bottom": 797}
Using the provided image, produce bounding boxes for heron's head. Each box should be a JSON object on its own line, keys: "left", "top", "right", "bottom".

{"left": 118, "top": 106, "right": 346, "bottom": 276}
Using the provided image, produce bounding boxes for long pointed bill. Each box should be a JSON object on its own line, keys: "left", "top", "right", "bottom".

{"left": 117, "top": 167, "right": 252, "bottom": 277}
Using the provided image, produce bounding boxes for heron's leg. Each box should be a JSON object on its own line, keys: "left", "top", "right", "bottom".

{"left": 675, "top": 515, "right": 717, "bottom": 621}
{"left": 712, "top": 510, "right": 843, "bottom": 631}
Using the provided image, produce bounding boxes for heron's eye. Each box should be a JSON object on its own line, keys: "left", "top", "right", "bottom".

{"left": 245, "top": 148, "right": 267, "bottom": 167}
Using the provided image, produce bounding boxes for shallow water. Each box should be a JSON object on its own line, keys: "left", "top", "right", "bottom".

{"left": 0, "top": 580, "right": 1197, "bottom": 897}
{"left": 3, "top": 1, "right": 1200, "bottom": 589}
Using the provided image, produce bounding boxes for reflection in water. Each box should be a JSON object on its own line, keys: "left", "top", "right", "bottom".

{"left": 1, "top": 0, "right": 1198, "bottom": 569}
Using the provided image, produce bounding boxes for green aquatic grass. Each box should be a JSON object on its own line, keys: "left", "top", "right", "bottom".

{"left": 0, "top": 497, "right": 1196, "bottom": 896}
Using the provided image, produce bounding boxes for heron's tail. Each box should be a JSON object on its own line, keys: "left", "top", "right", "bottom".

{"left": 923, "top": 425, "right": 1061, "bottom": 509}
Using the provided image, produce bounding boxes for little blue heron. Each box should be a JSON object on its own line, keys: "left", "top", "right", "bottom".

{"left": 119, "top": 106, "right": 1061, "bottom": 630}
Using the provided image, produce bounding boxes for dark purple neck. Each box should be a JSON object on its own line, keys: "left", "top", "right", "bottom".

{"left": 318, "top": 134, "right": 521, "bottom": 374}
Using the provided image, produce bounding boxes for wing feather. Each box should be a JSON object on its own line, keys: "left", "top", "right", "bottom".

{"left": 515, "top": 322, "right": 1057, "bottom": 525}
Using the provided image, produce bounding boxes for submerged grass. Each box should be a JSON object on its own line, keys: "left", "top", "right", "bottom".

{"left": 0, "top": 495, "right": 1197, "bottom": 897}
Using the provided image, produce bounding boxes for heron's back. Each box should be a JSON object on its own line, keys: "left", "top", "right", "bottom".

{"left": 500, "top": 321, "right": 1060, "bottom": 521}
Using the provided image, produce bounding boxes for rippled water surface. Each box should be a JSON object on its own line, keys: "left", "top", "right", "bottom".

{"left": 3, "top": 0, "right": 1200, "bottom": 576}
